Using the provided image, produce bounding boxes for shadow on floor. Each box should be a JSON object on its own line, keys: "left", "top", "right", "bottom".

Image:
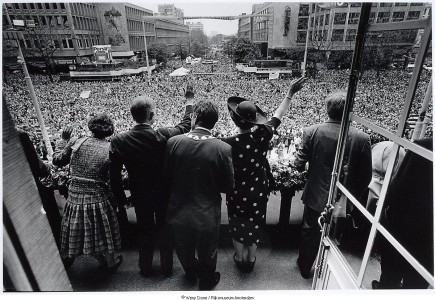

{"left": 66, "top": 224, "right": 313, "bottom": 292}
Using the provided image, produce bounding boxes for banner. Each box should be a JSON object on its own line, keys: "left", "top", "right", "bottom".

{"left": 269, "top": 72, "right": 280, "bottom": 80}
{"left": 80, "top": 91, "right": 91, "bottom": 99}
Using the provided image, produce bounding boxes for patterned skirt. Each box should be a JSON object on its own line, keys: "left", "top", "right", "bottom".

{"left": 60, "top": 190, "right": 121, "bottom": 258}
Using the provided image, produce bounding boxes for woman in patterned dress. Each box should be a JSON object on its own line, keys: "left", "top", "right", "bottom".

{"left": 53, "top": 113, "right": 122, "bottom": 272}
{"left": 221, "top": 77, "right": 306, "bottom": 272}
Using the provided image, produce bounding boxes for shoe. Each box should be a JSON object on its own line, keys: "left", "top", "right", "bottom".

{"left": 186, "top": 271, "right": 198, "bottom": 284}
{"left": 372, "top": 280, "right": 380, "bottom": 289}
{"left": 62, "top": 257, "right": 75, "bottom": 270}
{"left": 233, "top": 252, "right": 244, "bottom": 270}
{"left": 161, "top": 257, "right": 173, "bottom": 278}
{"left": 162, "top": 267, "right": 173, "bottom": 278}
{"left": 185, "top": 258, "right": 199, "bottom": 283}
{"left": 139, "top": 268, "right": 154, "bottom": 277}
{"left": 106, "top": 255, "right": 123, "bottom": 273}
{"left": 296, "top": 258, "right": 311, "bottom": 279}
{"left": 244, "top": 256, "right": 256, "bottom": 273}
{"left": 199, "top": 272, "right": 221, "bottom": 290}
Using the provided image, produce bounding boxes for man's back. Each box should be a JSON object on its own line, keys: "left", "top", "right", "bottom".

{"left": 111, "top": 124, "right": 167, "bottom": 194}
{"left": 295, "top": 120, "right": 372, "bottom": 212}
{"left": 165, "top": 129, "right": 234, "bottom": 231}
{"left": 110, "top": 104, "right": 192, "bottom": 204}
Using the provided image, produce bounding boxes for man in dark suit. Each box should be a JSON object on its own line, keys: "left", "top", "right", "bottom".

{"left": 293, "top": 91, "right": 372, "bottom": 279}
{"left": 164, "top": 101, "right": 234, "bottom": 290}
{"left": 109, "top": 87, "right": 194, "bottom": 277}
{"left": 373, "top": 137, "right": 433, "bottom": 289}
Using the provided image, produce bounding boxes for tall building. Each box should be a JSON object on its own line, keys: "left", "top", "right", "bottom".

{"left": 238, "top": 2, "right": 311, "bottom": 57}
{"left": 238, "top": 13, "right": 251, "bottom": 39}
{"left": 237, "top": 2, "right": 430, "bottom": 58}
{"left": 308, "top": 2, "right": 431, "bottom": 51}
{"left": 2, "top": 2, "right": 102, "bottom": 65}
{"left": 157, "top": 4, "right": 184, "bottom": 20}
{"left": 2, "top": 2, "right": 189, "bottom": 66}
{"left": 186, "top": 21, "right": 204, "bottom": 33}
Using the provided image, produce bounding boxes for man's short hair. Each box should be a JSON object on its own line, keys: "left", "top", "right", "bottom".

{"left": 130, "top": 95, "right": 155, "bottom": 123}
{"left": 325, "top": 91, "right": 347, "bottom": 120}
{"left": 193, "top": 100, "right": 219, "bottom": 130}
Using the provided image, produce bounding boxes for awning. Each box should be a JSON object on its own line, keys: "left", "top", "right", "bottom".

{"left": 169, "top": 67, "right": 190, "bottom": 77}
{"left": 112, "top": 51, "right": 135, "bottom": 58}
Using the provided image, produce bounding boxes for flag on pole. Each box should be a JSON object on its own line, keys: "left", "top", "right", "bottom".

{"left": 269, "top": 72, "right": 280, "bottom": 80}
{"left": 80, "top": 90, "right": 91, "bottom": 99}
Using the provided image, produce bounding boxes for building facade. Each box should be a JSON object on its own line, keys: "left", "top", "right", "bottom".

{"left": 157, "top": 4, "right": 184, "bottom": 19}
{"left": 309, "top": 2, "right": 431, "bottom": 51}
{"left": 238, "top": 2, "right": 430, "bottom": 58}
{"left": 186, "top": 21, "right": 204, "bottom": 33}
{"left": 2, "top": 2, "right": 189, "bottom": 65}
{"left": 237, "top": 2, "right": 310, "bottom": 57}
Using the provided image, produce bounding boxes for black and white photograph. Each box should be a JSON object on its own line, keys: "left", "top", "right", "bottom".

{"left": 2, "top": 1, "right": 434, "bottom": 298}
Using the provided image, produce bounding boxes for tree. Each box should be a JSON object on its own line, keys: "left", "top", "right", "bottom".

{"left": 190, "top": 29, "right": 209, "bottom": 57}
{"left": 225, "top": 37, "right": 261, "bottom": 64}
{"left": 147, "top": 42, "right": 170, "bottom": 64}
{"left": 361, "top": 30, "right": 416, "bottom": 78}
{"left": 23, "top": 17, "right": 73, "bottom": 82}
{"left": 174, "top": 38, "right": 189, "bottom": 59}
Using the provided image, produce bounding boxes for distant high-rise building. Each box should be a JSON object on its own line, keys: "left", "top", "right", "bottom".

{"left": 158, "top": 4, "right": 184, "bottom": 19}
{"left": 186, "top": 21, "right": 204, "bottom": 33}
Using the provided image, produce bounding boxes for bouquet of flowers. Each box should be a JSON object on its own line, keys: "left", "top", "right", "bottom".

{"left": 40, "top": 164, "right": 71, "bottom": 198}
{"left": 268, "top": 146, "right": 307, "bottom": 192}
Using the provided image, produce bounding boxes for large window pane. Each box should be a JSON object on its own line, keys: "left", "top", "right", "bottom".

{"left": 334, "top": 13, "right": 347, "bottom": 25}
{"left": 328, "top": 198, "right": 372, "bottom": 278}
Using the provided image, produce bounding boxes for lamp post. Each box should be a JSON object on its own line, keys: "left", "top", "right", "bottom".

{"left": 141, "top": 19, "right": 151, "bottom": 80}
{"left": 302, "top": 5, "right": 312, "bottom": 77}
{"left": 10, "top": 19, "right": 53, "bottom": 159}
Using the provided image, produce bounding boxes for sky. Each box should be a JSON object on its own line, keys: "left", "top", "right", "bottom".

{"left": 129, "top": 0, "right": 257, "bottom": 36}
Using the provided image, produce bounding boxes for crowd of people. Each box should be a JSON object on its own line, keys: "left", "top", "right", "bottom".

{"left": 3, "top": 57, "right": 433, "bottom": 290}
{"left": 4, "top": 59, "right": 432, "bottom": 155}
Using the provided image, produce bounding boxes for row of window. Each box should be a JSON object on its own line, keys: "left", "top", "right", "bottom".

{"left": 17, "top": 35, "right": 73, "bottom": 50}
{"left": 6, "top": 3, "right": 66, "bottom": 11}
{"left": 256, "top": 21, "right": 268, "bottom": 31}
{"left": 12, "top": 33, "right": 102, "bottom": 50}
{"left": 304, "top": 28, "right": 417, "bottom": 44}
{"left": 312, "top": 10, "right": 421, "bottom": 29}
{"left": 72, "top": 16, "right": 98, "bottom": 31}
{"left": 257, "top": 7, "right": 270, "bottom": 15}
{"left": 255, "top": 31, "right": 267, "bottom": 41}
{"left": 70, "top": 3, "right": 96, "bottom": 17}
{"left": 127, "top": 19, "right": 154, "bottom": 32}
{"left": 128, "top": 35, "right": 154, "bottom": 50}
{"left": 310, "top": 2, "right": 423, "bottom": 12}
{"left": 7, "top": 14, "right": 69, "bottom": 28}
{"left": 76, "top": 35, "right": 101, "bottom": 49}
{"left": 125, "top": 6, "right": 152, "bottom": 19}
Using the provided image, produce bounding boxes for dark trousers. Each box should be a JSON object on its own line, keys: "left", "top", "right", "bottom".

{"left": 378, "top": 217, "right": 433, "bottom": 289}
{"left": 134, "top": 201, "right": 173, "bottom": 273}
{"left": 298, "top": 206, "right": 322, "bottom": 274}
{"left": 39, "top": 184, "right": 62, "bottom": 250}
{"left": 173, "top": 225, "right": 219, "bottom": 285}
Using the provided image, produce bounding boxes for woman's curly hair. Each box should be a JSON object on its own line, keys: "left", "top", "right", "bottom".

{"left": 88, "top": 113, "right": 114, "bottom": 138}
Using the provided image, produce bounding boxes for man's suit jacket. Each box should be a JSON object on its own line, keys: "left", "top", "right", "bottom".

{"left": 164, "top": 128, "right": 234, "bottom": 232}
{"left": 109, "top": 105, "right": 193, "bottom": 207}
{"left": 294, "top": 120, "right": 372, "bottom": 213}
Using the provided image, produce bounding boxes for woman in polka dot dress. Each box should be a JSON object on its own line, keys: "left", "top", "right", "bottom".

{"left": 221, "top": 77, "right": 306, "bottom": 272}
